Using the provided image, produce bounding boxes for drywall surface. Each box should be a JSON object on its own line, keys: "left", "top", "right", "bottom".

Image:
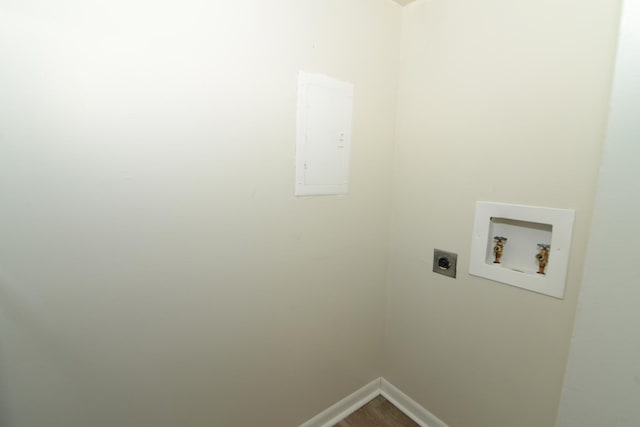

{"left": 0, "top": 1, "right": 401, "bottom": 426}
{"left": 383, "top": 0, "right": 622, "bottom": 426}
{"left": 556, "top": 1, "right": 640, "bottom": 425}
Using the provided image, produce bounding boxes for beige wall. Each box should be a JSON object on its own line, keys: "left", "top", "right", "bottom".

{"left": 556, "top": 1, "right": 640, "bottom": 425}
{"left": 0, "top": 1, "right": 401, "bottom": 426}
{"left": 384, "top": 0, "right": 621, "bottom": 426}
{"left": 1, "top": 1, "right": 629, "bottom": 426}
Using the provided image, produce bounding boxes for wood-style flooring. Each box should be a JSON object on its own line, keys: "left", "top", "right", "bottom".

{"left": 334, "top": 395, "right": 419, "bottom": 427}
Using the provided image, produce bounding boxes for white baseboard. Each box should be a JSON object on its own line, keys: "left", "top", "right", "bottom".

{"left": 380, "top": 378, "right": 448, "bottom": 427}
{"left": 299, "top": 378, "right": 381, "bottom": 427}
{"left": 299, "top": 377, "right": 448, "bottom": 427}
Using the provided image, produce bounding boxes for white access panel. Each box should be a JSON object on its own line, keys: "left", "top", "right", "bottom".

{"left": 295, "top": 71, "right": 353, "bottom": 196}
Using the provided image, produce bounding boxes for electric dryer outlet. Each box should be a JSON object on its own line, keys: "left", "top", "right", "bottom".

{"left": 433, "top": 249, "right": 458, "bottom": 278}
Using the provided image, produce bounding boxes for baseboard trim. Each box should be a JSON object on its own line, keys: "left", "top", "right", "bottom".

{"left": 299, "top": 378, "right": 381, "bottom": 427}
{"left": 380, "top": 378, "right": 448, "bottom": 427}
{"left": 299, "top": 377, "right": 448, "bottom": 427}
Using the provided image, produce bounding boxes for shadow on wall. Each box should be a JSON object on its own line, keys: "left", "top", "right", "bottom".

{"left": 0, "top": 268, "right": 94, "bottom": 426}
{"left": 0, "top": 270, "right": 25, "bottom": 427}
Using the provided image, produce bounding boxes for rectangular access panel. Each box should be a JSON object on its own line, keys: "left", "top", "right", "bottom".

{"left": 295, "top": 71, "right": 353, "bottom": 196}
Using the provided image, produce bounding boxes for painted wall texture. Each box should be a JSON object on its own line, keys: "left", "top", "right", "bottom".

{"left": 556, "top": 0, "right": 640, "bottom": 425}
{"left": 0, "top": 0, "right": 630, "bottom": 426}
{"left": 0, "top": 1, "right": 401, "bottom": 426}
{"left": 383, "top": 0, "right": 621, "bottom": 426}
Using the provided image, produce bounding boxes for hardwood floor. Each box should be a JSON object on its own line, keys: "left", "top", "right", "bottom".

{"left": 334, "top": 395, "right": 419, "bottom": 427}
